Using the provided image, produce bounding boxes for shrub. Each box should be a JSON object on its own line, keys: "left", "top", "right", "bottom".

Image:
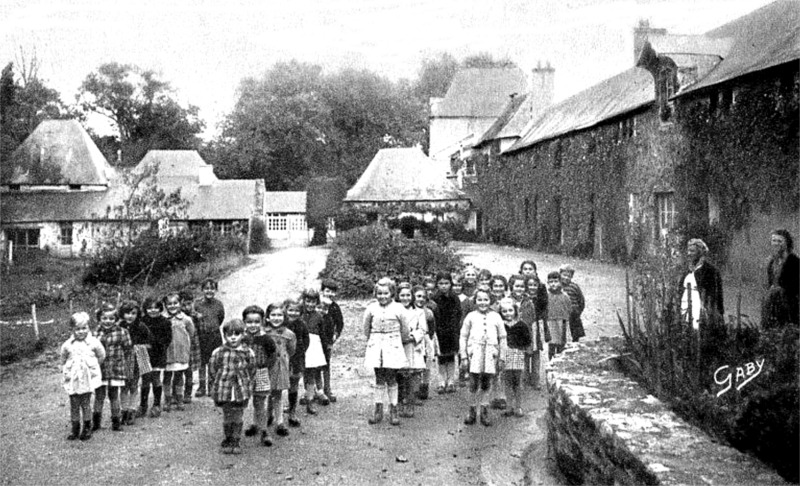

{"left": 248, "top": 217, "right": 270, "bottom": 254}
{"left": 319, "top": 223, "right": 462, "bottom": 297}
{"left": 83, "top": 227, "right": 247, "bottom": 286}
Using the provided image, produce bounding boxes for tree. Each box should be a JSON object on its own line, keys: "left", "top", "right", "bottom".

{"left": 78, "top": 63, "right": 205, "bottom": 165}
{"left": 306, "top": 176, "right": 348, "bottom": 245}
{"left": 0, "top": 59, "right": 68, "bottom": 170}
{"left": 412, "top": 52, "right": 459, "bottom": 100}
{"left": 462, "top": 52, "right": 517, "bottom": 69}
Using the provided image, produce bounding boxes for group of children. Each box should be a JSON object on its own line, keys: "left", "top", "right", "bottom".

{"left": 361, "top": 260, "right": 586, "bottom": 427}
{"left": 60, "top": 278, "right": 345, "bottom": 455}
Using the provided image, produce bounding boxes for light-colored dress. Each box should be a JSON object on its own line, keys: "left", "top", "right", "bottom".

{"left": 402, "top": 306, "right": 428, "bottom": 371}
{"left": 363, "top": 301, "right": 410, "bottom": 369}
{"left": 61, "top": 336, "right": 105, "bottom": 395}
{"left": 459, "top": 310, "right": 507, "bottom": 375}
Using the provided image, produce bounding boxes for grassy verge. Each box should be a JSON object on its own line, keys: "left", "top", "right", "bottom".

{"left": 0, "top": 252, "right": 252, "bottom": 364}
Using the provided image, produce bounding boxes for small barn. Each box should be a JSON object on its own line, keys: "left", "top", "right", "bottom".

{"left": 264, "top": 191, "right": 311, "bottom": 244}
{"left": 343, "top": 147, "right": 474, "bottom": 228}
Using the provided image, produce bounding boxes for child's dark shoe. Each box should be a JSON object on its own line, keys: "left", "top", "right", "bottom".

{"left": 464, "top": 406, "right": 477, "bottom": 425}
{"left": 230, "top": 439, "right": 242, "bottom": 455}
{"left": 389, "top": 404, "right": 400, "bottom": 426}
{"left": 288, "top": 413, "right": 301, "bottom": 427}
{"left": 491, "top": 398, "right": 507, "bottom": 410}
{"left": 111, "top": 416, "right": 122, "bottom": 431}
{"left": 299, "top": 396, "right": 308, "bottom": 405}
{"left": 92, "top": 412, "right": 102, "bottom": 431}
{"left": 182, "top": 396, "right": 192, "bottom": 404}
{"left": 502, "top": 408, "right": 515, "bottom": 417}
{"left": 368, "top": 403, "right": 384, "bottom": 424}
{"left": 136, "top": 406, "right": 148, "bottom": 418}
{"left": 416, "top": 384, "right": 429, "bottom": 400}
{"left": 480, "top": 405, "right": 492, "bottom": 426}
{"left": 261, "top": 431, "right": 273, "bottom": 447}
{"left": 80, "top": 421, "right": 93, "bottom": 441}
{"left": 195, "top": 387, "right": 207, "bottom": 398}
{"left": 149, "top": 406, "right": 161, "bottom": 418}
{"left": 244, "top": 424, "right": 258, "bottom": 437}
{"left": 67, "top": 421, "right": 81, "bottom": 440}
{"left": 436, "top": 384, "right": 446, "bottom": 395}
{"left": 316, "top": 392, "right": 330, "bottom": 406}
{"left": 276, "top": 423, "right": 289, "bottom": 436}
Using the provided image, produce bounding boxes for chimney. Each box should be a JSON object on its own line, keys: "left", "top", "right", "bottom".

{"left": 528, "top": 61, "right": 555, "bottom": 117}
{"left": 198, "top": 164, "right": 215, "bottom": 186}
{"left": 634, "top": 19, "right": 667, "bottom": 64}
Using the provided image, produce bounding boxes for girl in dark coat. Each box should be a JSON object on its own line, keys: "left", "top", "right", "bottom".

{"left": 140, "top": 296, "right": 172, "bottom": 417}
{"left": 432, "top": 271, "right": 462, "bottom": 394}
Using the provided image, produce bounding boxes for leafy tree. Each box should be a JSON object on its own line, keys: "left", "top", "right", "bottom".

{"left": 306, "top": 176, "right": 348, "bottom": 246}
{"left": 412, "top": 52, "right": 459, "bottom": 100}
{"left": 0, "top": 59, "right": 68, "bottom": 172}
{"left": 78, "top": 63, "right": 204, "bottom": 165}
{"left": 462, "top": 52, "right": 517, "bottom": 69}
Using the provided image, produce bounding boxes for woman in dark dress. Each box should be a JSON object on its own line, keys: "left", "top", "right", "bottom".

{"left": 762, "top": 229, "right": 799, "bottom": 328}
{"left": 432, "top": 271, "right": 462, "bottom": 394}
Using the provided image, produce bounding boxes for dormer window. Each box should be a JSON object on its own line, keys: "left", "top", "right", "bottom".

{"left": 69, "top": 184, "right": 81, "bottom": 191}
{"left": 658, "top": 64, "right": 677, "bottom": 123}
{"left": 9, "top": 184, "right": 20, "bottom": 191}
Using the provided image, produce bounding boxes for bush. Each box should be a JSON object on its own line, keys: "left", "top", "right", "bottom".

{"left": 83, "top": 227, "right": 247, "bottom": 286}
{"left": 319, "top": 224, "right": 463, "bottom": 297}
{"left": 248, "top": 217, "right": 270, "bottom": 254}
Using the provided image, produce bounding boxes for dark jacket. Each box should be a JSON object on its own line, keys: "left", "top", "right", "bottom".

{"left": 682, "top": 260, "right": 725, "bottom": 319}
{"left": 505, "top": 320, "right": 532, "bottom": 350}
{"left": 432, "top": 290, "right": 462, "bottom": 357}
{"left": 285, "top": 318, "right": 309, "bottom": 374}
{"left": 768, "top": 252, "right": 799, "bottom": 324}
{"left": 142, "top": 314, "right": 172, "bottom": 369}
{"left": 327, "top": 301, "right": 345, "bottom": 341}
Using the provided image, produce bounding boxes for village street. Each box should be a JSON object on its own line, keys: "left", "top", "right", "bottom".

{"left": 0, "top": 243, "right": 627, "bottom": 486}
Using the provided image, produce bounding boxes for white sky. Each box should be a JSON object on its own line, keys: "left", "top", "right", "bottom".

{"left": 1, "top": 0, "right": 773, "bottom": 139}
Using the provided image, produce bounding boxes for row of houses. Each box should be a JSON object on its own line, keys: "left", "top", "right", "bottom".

{"left": 0, "top": 120, "right": 314, "bottom": 256}
{"left": 424, "top": 0, "right": 798, "bottom": 264}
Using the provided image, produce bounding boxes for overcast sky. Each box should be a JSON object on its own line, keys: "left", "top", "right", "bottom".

{"left": 1, "top": 0, "right": 773, "bottom": 138}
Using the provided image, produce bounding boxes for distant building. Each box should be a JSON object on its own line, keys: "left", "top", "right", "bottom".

{"left": 264, "top": 191, "right": 315, "bottom": 245}
{"left": 343, "top": 147, "right": 473, "bottom": 228}
{"left": 0, "top": 121, "right": 265, "bottom": 257}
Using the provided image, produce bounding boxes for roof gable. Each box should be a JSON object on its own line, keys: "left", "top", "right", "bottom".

{"left": 508, "top": 67, "right": 654, "bottom": 153}
{"left": 264, "top": 191, "right": 306, "bottom": 213}
{"left": 473, "top": 94, "right": 528, "bottom": 148}
{"left": 433, "top": 68, "right": 528, "bottom": 118}
{"left": 680, "top": 0, "right": 800, "bottom": 95}
{"left": 136, "top": 150, "right": 216, "bottom": 184}
{"left": 6, "top": 120, "right": 114, "bottom": 185}
{"left": 345, "top": 147, "right": 466, "bottom": 202}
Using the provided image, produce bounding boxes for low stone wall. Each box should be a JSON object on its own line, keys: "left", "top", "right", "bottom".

{"left": 546, "top": 337, "right": 786, "bottom": 485}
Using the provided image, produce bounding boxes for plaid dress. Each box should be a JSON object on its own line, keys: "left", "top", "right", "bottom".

{"left": 504, "top": 320, "right": 532, "bottom": 371}
{"left": 209, "top": 344, "right": 255, "bottom": 405}
{"left": 95, "top": 325, "right": 133, "bottom": 381}
{"left": 246, "top": 332, "right": 276, "bottom": 393}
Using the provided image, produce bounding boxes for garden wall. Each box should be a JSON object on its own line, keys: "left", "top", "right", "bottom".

{"left": 546, "top": 337, "right": 786, "bottom": 485}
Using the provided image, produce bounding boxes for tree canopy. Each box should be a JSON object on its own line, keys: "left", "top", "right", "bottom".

{"left": 78, "top": 62, "right": 205, "bottom": 165}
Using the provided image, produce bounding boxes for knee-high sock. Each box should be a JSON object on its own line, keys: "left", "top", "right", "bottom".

{"left": 374, "top": 383, "right": 385, "bottom": 404}
{"left": 387, "top": 384, "right": 398, "bottom": 406}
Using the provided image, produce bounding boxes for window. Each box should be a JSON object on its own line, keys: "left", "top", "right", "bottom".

{"left": 5, "top": 228, "right": 40, "bottom": 248}
{"left": 59, "top": 222, "right": 73, "bottom": 245}
{"left": 656, "top": 193, "right": 676, "bottom": 234}
{"left": 658, "top": 65, "right": 677, "bottom": 122}
{"left": 8, "top": 184, "right": 20, "bottom": 191}
{"left": 267, "top": 214, "right": 288, "bottom": 231}
{"left": 465, "top": 158, "right": 476, "bottom": 176}
{"left": 68, "top": 184, "right": 81, "bottom": 191}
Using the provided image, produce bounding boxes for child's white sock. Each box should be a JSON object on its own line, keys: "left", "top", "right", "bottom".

{"left": 388, "top": 384, "right": 398, "bottom": 406}
{"left": 374, "top": 384, "right": 385, "bottom": 404}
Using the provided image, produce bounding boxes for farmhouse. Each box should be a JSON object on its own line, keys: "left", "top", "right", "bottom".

{"left": 264, "top": 191, "right": 313, "bottom": 244}
{"left": 472, "top": 1, "right": 799, "bottom": 265}
{"left": 343, "top": 147, "right": 473, "bottom": 228}
{"left": 0, "top": 121, "right": 265, "bottom": 257}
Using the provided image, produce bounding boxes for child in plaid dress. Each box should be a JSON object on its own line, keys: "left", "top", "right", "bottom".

{"left": 61, "top": 312, "right": 105, "bottom": 441}
{"left": 242, "top": 305, "right": 277, "bottom": 447}
{"left": 118, "top": 299, "right": 154, "bottom": 426}
{"left": 210, "top": 319, "right": 255, "bottom": 455}
{"left": 264, "top": 302, "right": 296, "bottom": 438}
{"left": 94, "top": 302, "right": 133, "bottom": 432}
{"left": 499, "top": 298, "right": 532, "bottom": 417}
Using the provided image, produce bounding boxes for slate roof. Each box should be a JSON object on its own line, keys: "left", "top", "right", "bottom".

{"left": 137, "top": 150, "right": 217, "bottom": 184}
{"left": 473, "top": 94, "right": 528, "bottom": 148}
{"left": 5, "top": 120, "right": 114, "bottom": 185}
{"left": 432, "top": 68, "right": 528, "bottom": 118}
{"left": 507, "top": 68, "right": 654, "bottom": 153}
{"left": 679, "top": 0, "right": 800, "bottom": 96}
{"left": 345, "top": 147, "right": 467, "bottom": 202}
{"left": 0, "top": 189, "right": 124, "bottom": 223}
{"left": 264, "top": 191, "right": 306, "bottom": 213}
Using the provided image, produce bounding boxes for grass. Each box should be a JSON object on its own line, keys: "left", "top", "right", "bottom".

{"left": 0, "top": 250, "right": 251, "bottom": 364}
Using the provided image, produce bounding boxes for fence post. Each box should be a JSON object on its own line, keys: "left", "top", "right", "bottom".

{"left": 31, "top": 303, "right": 39, "bottom": 341}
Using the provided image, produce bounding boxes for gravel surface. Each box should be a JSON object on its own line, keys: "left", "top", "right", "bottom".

{"left": 0, "top": 243, "right": 626, "bottom": 486}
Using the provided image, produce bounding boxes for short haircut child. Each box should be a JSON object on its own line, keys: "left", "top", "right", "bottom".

{"left": 96, "top": 302, "right": 117, "bottom": 322}
{"left": 558, "top": 264, "right": 575, "bottom": 276}
{"left": 435, "top": 271, "right": 453, "bottom": 284}
{"left": 222, "top": 318, "right": 246, "bottom": 336}
{"left": 142, "top": 296, "right": 163, "bottom": 313}
{"left": 201, "top": 278, "right": 218, "bottom": 290}
{"left": 242, "top": 305, "right": 265, "bottom": 321}
{"left": 477, "top": 268, "right": 493, "bottom": 282}
{"left": 519, "top": 260, "right": 538, "bottom": 274}
{"left": 71, "top": 311, "right": 91, "bottom": 328}
{"left": 547, "top": 271, "right": 561, "bottom": 282}
{"left": 163, "top": 291, "right": 181, "bottom": 306}
{"left": 508, "top": 274, "right": 526, "bottom": 293}
{"left": 300, "top": 288, "right": 321, "bottom": 304}
{"left": 375, "top": 277, "right": 397, "bottom": 298}
{"left": 179, "top": 289, "right": 194, "bottom": 303}
{"left": 118, "top": 300, "right": 140, "bottom": 318}
{"left": 266, "top": 302, "right": 286, "bottom": 319}
{"left": 490, "top": 274, "right": 508, "bottom": 290}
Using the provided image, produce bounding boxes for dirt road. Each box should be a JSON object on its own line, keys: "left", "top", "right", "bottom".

{"left": 0, "top": 244, "right": 627, "bottom": 486}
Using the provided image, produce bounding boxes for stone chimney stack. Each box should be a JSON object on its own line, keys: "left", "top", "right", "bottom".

{"left": 198, "top": 164, "right": 215, "bottom": 186}
{"left": 528, "top": 61, "right": 555, "bottom": 117}
{"left": 634, "top": 19, "right": 667, "bottom": 64}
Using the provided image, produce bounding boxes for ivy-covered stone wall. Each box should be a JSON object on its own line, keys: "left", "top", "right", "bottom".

{"left": 475, "top": 105, "right": 683, "bottom": 262}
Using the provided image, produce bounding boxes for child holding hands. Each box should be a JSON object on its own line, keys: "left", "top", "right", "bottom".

{"left": 263, "top": 302, "right": 296, "bottom": 437}
{"left": 94, "top": 302, "right": 132, "bottom": 432}
{"left": 61, "top": 312, "right": 105, "bottom": 440}
{"left": 242, "top": 305, "right": 277, "bottom": 446}
{"left": 460, "top": 289, "right": 507, "bottom": 426}
{"left": 499, "top": 298, "right": 531, "bottom": 417}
